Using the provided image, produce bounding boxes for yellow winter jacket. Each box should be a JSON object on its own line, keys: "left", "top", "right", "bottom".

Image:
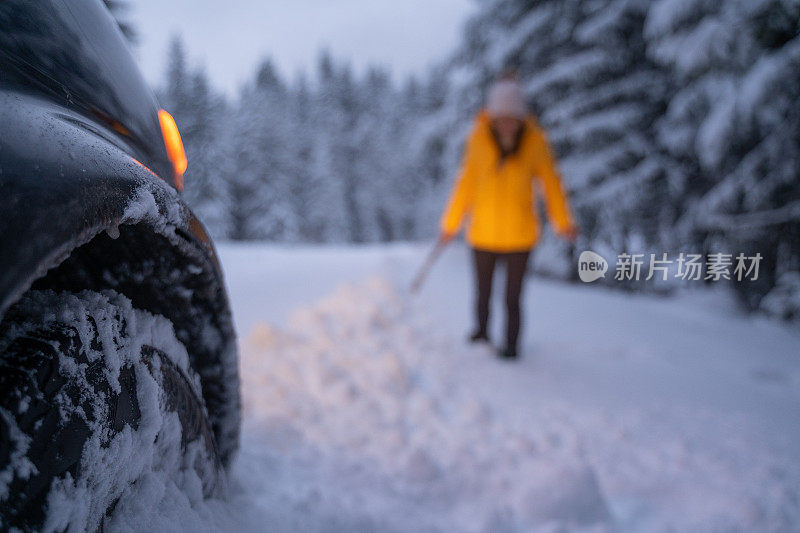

{"left": 440, "top": 111, "right": 575, "bottom": 252}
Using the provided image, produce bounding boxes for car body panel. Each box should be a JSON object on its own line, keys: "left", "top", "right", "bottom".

{"left": 0, "top": 0, "right": 239, "bottom": 465}
{"left": 0, "top": 0, "right": 174, "bottom": 182}
{"left": 0, "top": 90, "right": 217, "bottom": 317}
{"left": 0, "top": 0, "right": 214, "bottom": 316}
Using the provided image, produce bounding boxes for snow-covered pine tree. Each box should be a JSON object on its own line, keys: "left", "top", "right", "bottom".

{"left": 227, "top": 59, "right": 296, "bottom": 240}
{"left": 284, "top": 74, "right": 321, "bottom": 242}
{"left": 401, "top": 70, "right": 452, "bottom": 240}
{"left": 317, "top": 55, "right": 368, "bottom": 242}
{"left": 160, "top": 36, "right": 191, "bottom": 123}
{"left": 353, "top": 67, "right": 391, "bottom": 241}
{"left": 307, "top": 52, "right": 350, "bottom": 242}
{"left": 645, "top": 0, "right": 800, "bottom": 310}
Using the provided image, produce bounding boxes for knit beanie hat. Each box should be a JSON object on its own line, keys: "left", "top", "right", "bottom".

{"left": 486, "top": 79, "right": 527, "bottom": 119}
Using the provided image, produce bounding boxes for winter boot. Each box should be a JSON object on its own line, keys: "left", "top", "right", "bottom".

{"left": 497, "top": 346, "right": 518, "bottom": 360}
{"left": 468, "top": 330, "right": 490, "bottom": 344}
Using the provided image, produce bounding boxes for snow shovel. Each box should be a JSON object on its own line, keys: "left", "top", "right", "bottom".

{"left": 410, "top": 239, "right": 449, "bottom": 294}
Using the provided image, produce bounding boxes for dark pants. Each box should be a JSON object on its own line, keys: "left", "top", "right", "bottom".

{"left": 472, "top": 248, "right": 531, "bottom": 351}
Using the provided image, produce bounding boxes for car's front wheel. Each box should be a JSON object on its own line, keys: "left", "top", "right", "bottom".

{"left": 0, "top": 289, "right": 224, "bottom": 531}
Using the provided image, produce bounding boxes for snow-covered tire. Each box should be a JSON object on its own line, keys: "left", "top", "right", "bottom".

{"left": 0, "top": 290, "right": 224, "bottom": 531}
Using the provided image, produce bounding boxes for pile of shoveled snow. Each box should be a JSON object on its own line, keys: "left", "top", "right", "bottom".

{"left": 230, "top": 276, "right": 799, "bottom": 533}
{"left": 234, "top": 277, "right": 612, "bottom": 532}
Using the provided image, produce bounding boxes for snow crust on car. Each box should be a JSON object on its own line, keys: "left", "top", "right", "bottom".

{"left": 27, "top": 208, "right": 240, "bottom": 470}
{"left": 121, "top": 184, "right": 186, "bottom": 234}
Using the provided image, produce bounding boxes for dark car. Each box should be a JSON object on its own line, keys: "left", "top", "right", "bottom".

{"left": 0, "top": 0, "right": 239, "bottom": 529}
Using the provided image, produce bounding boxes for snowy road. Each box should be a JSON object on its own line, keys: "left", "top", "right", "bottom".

{"left": 202, "top": 242, "right": 800, "bottom": 532}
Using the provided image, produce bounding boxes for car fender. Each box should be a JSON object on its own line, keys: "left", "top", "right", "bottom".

{"left": 0, "top": 89, "right": 240, "bottom": 464}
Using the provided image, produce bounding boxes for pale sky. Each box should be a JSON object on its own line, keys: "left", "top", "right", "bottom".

{"left": 129, "top": 0, "right": 475, "bottom": 96}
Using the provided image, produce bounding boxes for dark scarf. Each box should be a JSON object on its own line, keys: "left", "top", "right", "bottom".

{"left": 490, "top": 121, "right": 526, "bottom": 164}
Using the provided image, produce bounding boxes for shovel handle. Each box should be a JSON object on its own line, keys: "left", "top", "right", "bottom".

{"left": 410, "top": 239, "right": 448, "bottom": 294}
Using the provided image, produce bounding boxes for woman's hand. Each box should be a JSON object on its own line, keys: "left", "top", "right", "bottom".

{"left": 562, "top": 225, "right": 580, "bottom": 242}
{"left": 439, "top": 231, "right": 457, "bottom": 244}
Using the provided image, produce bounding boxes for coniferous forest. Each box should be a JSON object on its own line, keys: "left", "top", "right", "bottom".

{"left": 157, "top": 0, "right": 800, "bottom": 317}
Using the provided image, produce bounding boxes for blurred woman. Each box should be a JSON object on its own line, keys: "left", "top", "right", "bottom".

{"left": 439, "top": 76, "right": 578, "bottom": 359}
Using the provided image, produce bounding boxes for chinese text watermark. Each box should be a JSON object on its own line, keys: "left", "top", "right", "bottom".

{"left": 578, "top": 251, "right": 762, "bottom": 283}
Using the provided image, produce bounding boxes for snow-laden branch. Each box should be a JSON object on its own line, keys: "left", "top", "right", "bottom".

{"left": 697, "top": 200, "right": 800, "bottom": 231}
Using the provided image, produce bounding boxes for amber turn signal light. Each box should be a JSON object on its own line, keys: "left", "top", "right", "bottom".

{"left": 158, "top": 109, "right": 188, "bottom": 191}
